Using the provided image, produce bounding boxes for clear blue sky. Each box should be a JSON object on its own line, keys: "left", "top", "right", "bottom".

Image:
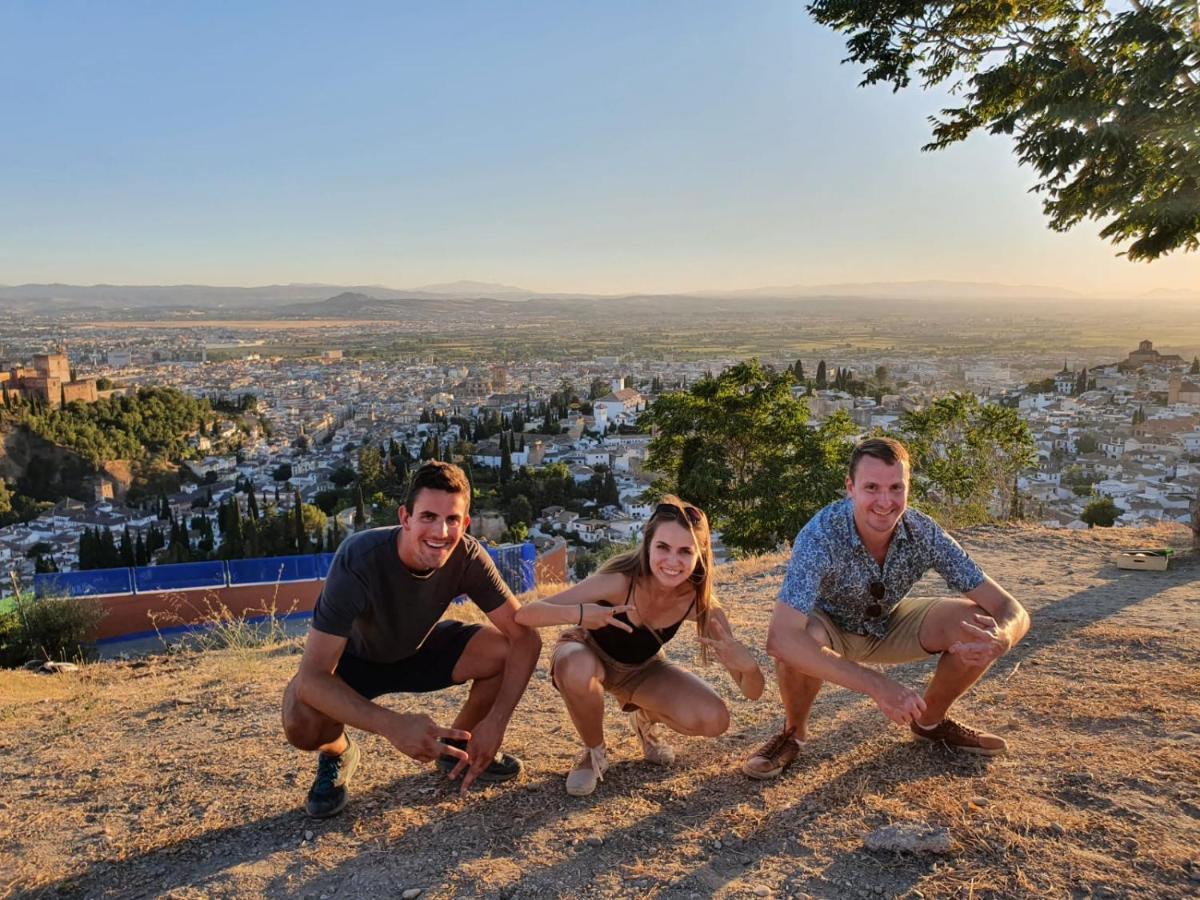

{"left": 2, "top": 1, "right": 1196, "bottom": 295}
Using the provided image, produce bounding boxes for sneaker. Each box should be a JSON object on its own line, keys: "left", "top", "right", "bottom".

{"left": 741, "top": 726, "right": 801, "bottom": 780}
{"left": 629, "top": 709, "right": 675, "bottom": 766}
{"left": 435, "top": 738, "right": 524, "bottom": 782}
{"left": 305, "top": 737, "right": 360, "bottom": 818}
{"left": 565, "top": 745, "right": 609, "bottom": 797}
{"left": 911, "top": 717, "right": 1008, "bottom": 756}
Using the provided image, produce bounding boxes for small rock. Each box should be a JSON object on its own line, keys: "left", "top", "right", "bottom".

{"left": 1187, "top": 863, "right": 1200, "bottom": 882}
{"left": 1048, "top": 823, "right": 1066, "bottom": 837}
{"left": 752, "top": 886, "right": 771, "bottom": 897}
{"left": 713, "top": 839, "right": 722, "bottom": 850}
{"left": 863, "top": 823, "right": 952, "bottom": 855}
{"left": 402, "top": 890, "right": 423, "bottom": 899}
{"left": 585, "top": 835, "right": 603, "bottom": 847}
{"left": 40, "top": 661, "right": 79, "bottom": 674}
{"left": 971, "top": 797, "right": 989, "bottom": 807}
{"left": 303, "top": 830, "right": 314, "bottom": 841}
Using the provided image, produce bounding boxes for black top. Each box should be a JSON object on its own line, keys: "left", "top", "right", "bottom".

{"left": 588, "top": 579, "right": 696, "bottom": 665}
{"left": 313, "top": 526, "right": 513, "bottom": 663}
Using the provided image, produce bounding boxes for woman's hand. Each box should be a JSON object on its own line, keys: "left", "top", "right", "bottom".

{"left": 579, "top": 603, "right": 635, "bottom": 632}
{"left": 699, "top": 617, "right": 756, "bottom": 673}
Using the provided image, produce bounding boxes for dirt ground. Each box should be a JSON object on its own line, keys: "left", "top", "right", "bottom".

{"left": 2, "top": 524, "right": 1198, "bottom": 899}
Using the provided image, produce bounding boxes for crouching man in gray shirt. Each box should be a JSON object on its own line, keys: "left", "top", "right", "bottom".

{"left": 282, "top": 461, "right": 541, "bottom": 817}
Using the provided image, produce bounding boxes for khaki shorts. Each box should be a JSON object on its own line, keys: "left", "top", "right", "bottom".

{"left": 549, "top": 627, "right": 678, "bottom": 712}
{"left": 809, "top": 595, "right": 939, "bottom": 665}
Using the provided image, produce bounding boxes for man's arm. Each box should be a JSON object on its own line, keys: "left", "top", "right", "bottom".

{"left": 294, "top": 628, "right": 470, "bottom": 763}
{"left": 457, "top": 597, "right": 541, "bottom": 792}
{"left": 948, "top": 576, "right": 1031, "bottom": 667}
{"left": 765, "top": 602, "right": 926, "bottom": 725}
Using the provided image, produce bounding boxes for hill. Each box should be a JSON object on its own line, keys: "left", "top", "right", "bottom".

{"left": 2, "top": 525, "right": 1197, "bottom": 899}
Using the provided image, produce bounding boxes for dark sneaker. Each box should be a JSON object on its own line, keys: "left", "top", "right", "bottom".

{"left": 911, "top": 718, "right": 1008, "bottom": 756}
{"left": 742, "top": 726, "right": 801, "bottom": 780}
{"left": 435, "top": 738, "right": 523, "bottom": 782}
{"left": 305, "top": 738, "right": 360, "bottom": 818}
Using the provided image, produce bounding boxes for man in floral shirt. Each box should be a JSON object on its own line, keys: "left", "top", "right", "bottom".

{"left": 743, "top": 437, "right": 1030, "bottom": 779}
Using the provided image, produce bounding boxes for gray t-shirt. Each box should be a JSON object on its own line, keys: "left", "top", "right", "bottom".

{"left": 313, "top": 527, "right": 513, "bottom": 663}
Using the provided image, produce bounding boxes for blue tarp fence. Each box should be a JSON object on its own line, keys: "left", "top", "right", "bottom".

{"left": 32, "top": 568, "right": 134, "bottom": 598}
{"left": 487, "top": 542, "right": 536, "bottom": 594}
{"left": 227, "top": 553, "right": 336, "bottom": 585}
{"left": 34, "top": 542, "right": 536, "bottom": 599}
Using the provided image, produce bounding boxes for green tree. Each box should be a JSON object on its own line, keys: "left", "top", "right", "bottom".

{"left": 895, "top": 393, "right": 1036, "bottom": 527}
{"left": 271, "top": 463, "right": 292, "bottom": 483}
{"left": 1191, "top": 356, "right": 1200, "bottom": 375}
{"left": 643, "top": 359, "right": 856, "bottom": 553}
{"left": 810, "top": 0, "right": 1200, "bottom": 261}
{"left": 508, "top": 493, "right": 534, "bottom": 528}
{"left": 499, "top": 432, "right": 513, "bottom": 483}
{"left": 1076, "top": 433, "right": 1100, "bottom": 454}
{"left": 815, "top": 360, "right": 828, "bottom": 390}
{"left": 1081, "top": 496, "right": 1120, "bottom": 528}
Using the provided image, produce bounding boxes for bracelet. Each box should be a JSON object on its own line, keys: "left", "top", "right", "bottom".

{"left": 578, "top": 605, "right": 584, "bottom": 626}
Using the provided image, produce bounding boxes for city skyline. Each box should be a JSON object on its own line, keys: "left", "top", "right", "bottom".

{"left": 4, "top": 2, "right": 1198, "bottom": 296}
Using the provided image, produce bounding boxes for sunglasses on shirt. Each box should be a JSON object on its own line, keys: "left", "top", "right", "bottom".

{"left": 866, "top": 580, "right": 886, "bottom": 619}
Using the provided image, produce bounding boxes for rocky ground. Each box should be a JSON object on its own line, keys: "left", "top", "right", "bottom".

{"left": 2, "top": 524, "right": 1198, "bottom": 899}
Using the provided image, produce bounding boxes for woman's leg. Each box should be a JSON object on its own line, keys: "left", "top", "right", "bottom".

{"left": 551, "top": 642, "right": 609, "bottom": 747}
{"left": 628, "top": 664, "right": 730, "bottom": 737}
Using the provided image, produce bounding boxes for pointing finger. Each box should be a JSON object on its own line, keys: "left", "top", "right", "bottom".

{"left": 610, "top": 618, "right": 634, "bottom": 633}
{"left": 435, "top": 727, "right": 472, "bottom": 743}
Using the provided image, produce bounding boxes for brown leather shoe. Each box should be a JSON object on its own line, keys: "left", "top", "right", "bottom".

{"left": 742, "top": 726, "right": 801, "bottom": 779}
{"left": 911, "top": 717, "right": 1007, "bottom": 756}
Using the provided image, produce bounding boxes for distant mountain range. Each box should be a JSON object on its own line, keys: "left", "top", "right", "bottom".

{"left": 0, "top": 279, "right": 1195, "bottom": 317}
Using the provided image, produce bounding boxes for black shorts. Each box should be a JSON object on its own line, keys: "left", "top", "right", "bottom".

{"left": 335, "top": 621, "right": 482, "bottom": 699}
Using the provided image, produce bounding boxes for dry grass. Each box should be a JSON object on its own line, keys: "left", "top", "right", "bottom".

{"left": 1, "top": 526, "right": 1198, "bottom": 899}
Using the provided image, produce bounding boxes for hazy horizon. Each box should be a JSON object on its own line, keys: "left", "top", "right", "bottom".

{"left": 3, "top": 2, "right": 1198, "bottom": 295}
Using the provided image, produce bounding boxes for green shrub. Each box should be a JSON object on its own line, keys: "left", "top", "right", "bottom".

{"left": 0, "top": 585, "right": 106, "bottom": 667}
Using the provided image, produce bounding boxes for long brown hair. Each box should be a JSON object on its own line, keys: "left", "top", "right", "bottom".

{"left": 597, "top": 495, "right": 714, "bottom": 658}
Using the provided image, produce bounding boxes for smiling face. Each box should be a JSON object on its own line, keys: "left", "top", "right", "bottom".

{"left": 845, "top": 454, "right": 909, "bottom": 543}
{"left": 646, "top": 519, "right": 700, "bottom": 590}
{"left": 397, "top": 488, "right": 470, "bottom": 572}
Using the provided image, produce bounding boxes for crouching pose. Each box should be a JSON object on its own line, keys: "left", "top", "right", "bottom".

{"left": 743, "top": 437, "right": 1031, "bottom": 779}
{"left": 517, "top": 497, "right": 764, "bottom": 796}
{"left": 282, "top": 461, "right": 541, "bottom": 817}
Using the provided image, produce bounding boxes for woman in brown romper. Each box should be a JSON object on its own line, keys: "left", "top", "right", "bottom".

{"left": 515, "top": 497, "right": 764, "bottom": 795}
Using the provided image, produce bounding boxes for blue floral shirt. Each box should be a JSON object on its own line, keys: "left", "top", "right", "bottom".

{"left": 778, "top": 498, "right": 985, "bottom": 639}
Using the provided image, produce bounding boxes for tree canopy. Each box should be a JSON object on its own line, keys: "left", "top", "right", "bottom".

{"left": 643, "top": 360, "right": 856, "bottom": 553}
{"left": 809, "top": 0, "right": 1200, "bottom": 260}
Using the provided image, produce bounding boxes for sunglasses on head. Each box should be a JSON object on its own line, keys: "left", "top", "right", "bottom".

{"left": 866, "top": 580, "right": 886, "bottom": 619}
{"left": 653, "top": 502, "right": 703, "bottom": 525}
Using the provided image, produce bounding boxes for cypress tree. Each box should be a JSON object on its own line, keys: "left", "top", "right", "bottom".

{"left": 135, "top": 532, "right": 148, "bottom": 566}
{"left": 816, "top": 360, "right": 828, "bottom": 389}
{"left": 247, "top": 489, "right": 260, "bottom": 521}
{"left": 119, "top": 526, "right": 135, "bottom": 567}
{"left": 354, "top": 486, "right": 366, "bottom": 529}
{"left": 293, "top": 488, "right": 306, "bottom": 553}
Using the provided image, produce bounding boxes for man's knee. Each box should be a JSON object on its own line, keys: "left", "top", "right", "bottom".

{"left": 282, "top": 676, "right": 342, "bottom": 751}
{"left": 804, "top": 618, "right": 832, "bottom": 650}
{"left": 454, "top": 624, "right": 510, "bottom": 682}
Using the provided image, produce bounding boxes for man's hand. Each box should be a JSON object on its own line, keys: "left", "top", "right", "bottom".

{"left": 870, "top": 676, "right": 927, "bottom": 726}
{"left": 383, "top": 712, "right": 471, "bottom": 763}
{"left": 450, "top": 714, "right": 506, "bottom": 794}
{"left": 948, "top": 613, "right": 1009, "bottom": 667}
{"left": 699, "top": 617, "right": 756, "bottom": 673}
{"left": 580, "top": 603, "right": 635, "bottom": 632}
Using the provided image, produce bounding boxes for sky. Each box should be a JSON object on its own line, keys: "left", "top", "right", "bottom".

{"left": 2, "top": 1, "right": 1197, "bottom": 296}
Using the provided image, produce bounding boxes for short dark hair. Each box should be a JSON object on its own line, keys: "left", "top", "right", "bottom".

{"left": 405, "top": 461, "right": 471, "bottom": 514}
{"left": 848, "top": 437, "right": 911, "bottom": 482}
